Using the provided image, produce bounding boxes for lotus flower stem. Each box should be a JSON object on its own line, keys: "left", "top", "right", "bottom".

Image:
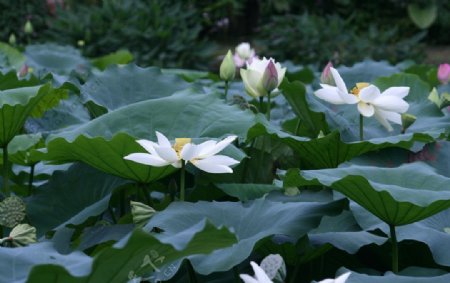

{"left": 28, "top": 164, "right": 35, "bottom": 196}
{"left": 186, "top": 260, "right": 198, "bottom": 283}
{"left": 2, "top": 146, "right": 10, "bottom": 197}
{"left": 224, "top": 81, "right": 229, "bottom": 101}
{"left": 359, "top": 114, "right": 364, "bottom": 141}
{"left": 139, "top": 183, "right": 152, "bottom": 206}
{"left": 295, "top": 119, "right": 301, "bottom": 136}
{"left": 180, "top": 160, "right": 186, "bottom": 201}
{"left": 259, "top": 96, "right": 264, "bottom": 113}
{"left": 389, "top": 224, "right": 399, "bottom": 273}
{"left": 266, "top": 92, "right": 271, "bottom": 121}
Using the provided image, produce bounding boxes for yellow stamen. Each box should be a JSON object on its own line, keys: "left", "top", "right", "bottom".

{"left": 351, "top": 82, "right": 369, "bottom": 96}
{"left": 173, "top": 138, "right": 192, "bottom": 157}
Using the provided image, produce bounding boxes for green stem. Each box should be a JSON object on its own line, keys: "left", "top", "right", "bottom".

{"left": 28, "top": 164, "right": 35, "bottom": 196}
{"left": 224, "top": 80, "right": 229, "bottom": 101}
{"left": 180, "top": 160, "right": 186, "bottom": 201}
{"left": 108, "top": 206, "right": 117, "bottom": 224}
{"left": 259, "top": 96, "right": 264, "bottom": 113}
{"left": 233, "top": 266, "right": 240, "bottom": 283}
{"left": 289, "top": 264, "right": 301, "bottom": 283}
{"left": 359, "top": 114, "right": 364, "bottom": 141}
{"left": 139, "top": 183, "right": 152, "bottom": 206}
{"left": 2, "top": 146, "right": 9, "bottom": 197}
{"left": 294, "top": 119, "right": 301, "bottom": 136}
{"left": 266, "top": 92, "right": 271, "bottom": 121}
{"left": 390, "top": 224, "right": 399, "bottom": 273}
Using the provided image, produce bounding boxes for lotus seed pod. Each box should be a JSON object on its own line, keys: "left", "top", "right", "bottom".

{"left": 131, "top": 201, "right": 156, "bottom": 227}
{"left": 260, "top": 254, "right": 286, "bottom": 283}
{"left": 0, "top": 196, "right": 26, "bottom": 228}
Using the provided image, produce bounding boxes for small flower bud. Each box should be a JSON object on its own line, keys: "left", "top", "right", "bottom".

{"left": 77, "top": 40, "right": 85, "bottom": 47}
{"left": 220, "top": 50, "right": 236, "bottom": 81}
{"left": 438, "top": 63, "right": 450, "bottom": 84}
{"left": 260, "top": 254, "right": 287, "bottom": 283}
{"left": 8, "top": 33, "right": 16, "bottom": 45}
{"left": 401, "top": 113, "right": 416, "bottom": 133}
{"left": 261, "top": 60, "right": 278, "bottom": 93}
{"left": 320, "top": 61, "right": 335, "bottom": 85}
{"left": 9, "top": 224, "right": 37, "bottom": 247}
{"left": 131, "top": 201, "right": 156, "bottom": 227}
{"left": 24, "top": 20, "right": 34, "bottom": 34}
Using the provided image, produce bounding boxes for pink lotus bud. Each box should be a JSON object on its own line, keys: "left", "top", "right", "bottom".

{"left": 320, "top": 61, "right": 335, "bottom": 85}
{"left": 18, "top": 64, "right": 29, "bottom": 77}
{"left": 262, "top": 60, "right": 278, "bottom": 93}
{"left": 438, "top": 63, "right": 450, "bottom": 84}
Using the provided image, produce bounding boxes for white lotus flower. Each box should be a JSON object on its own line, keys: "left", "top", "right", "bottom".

{"left": 317, "top": 272, "right": 351, "bottom": 283}
{"left": 240, "top": 57, "right": 286, "bottom": 98}
{"left": 240, "top": 261, "right": 273, "bottom": 283}
{"left": 180, "top": 136, "right": 239, "bottom": 173}
{"left": 124, "top": 132, "right": 239, "bottom": 174}
{"left": 234, "top": 42, "right": 256, "bottom": 67}
{"left": 314, "top": 67, "right": 410, "bottom": 131}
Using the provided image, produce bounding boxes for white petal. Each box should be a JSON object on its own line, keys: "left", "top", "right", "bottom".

{"left": 154, "top": 146, "right": 179, "bottom": 163}
{"left": 315, "top": 86, "right": 347, "bottom": 104}
{"left": 199, "top": 155, "right": 239, "bottom": 166}
{"left": 357, "top": 102, "right": 375, "bottom": 117}
{"left": 334, "top": 272, "right": 351, "bottom": 283}
{"left": 180, "top": 143, "right": 198, "bottom": 161}
{"left": 377, "top": 109, "right": 402, "bottom": 124}
{"left": 124, "top": 153, "right": 170, "bottom": 167}
{"left": 155, "top": 131, "right": 171, "bottom": 147}
{"left": 338, "top": 89, "right": 359, "bottom": 104}
{"left": 382, "top": 87, "right": 410, "bottom": 99}
{"left": 372, "top": 96, "right": 409, "bottom": 113}
{"left": 136, "top": 139, "right": 158, "bottom": 155}
{"left": 277, "top": 67, "right": 287, "bottom": 87}
{"left": 359, "top": 85, "right": 381, "bottom": 103}
{"left": 239, "top": 275, "right": 260, "bottom": 283}
{"left": 198, "top": 136, "right": 237, "bottom": 158}
{"left": 251, "top": 262, "right": 273, "bottom": 283}
{"left": 330, "top": 67, "right": 348, "bottom": 94}
{"left": 374, "top": 110, "right": 393, "bottom": 131}
{"left": 192, "top": 159, "right": 233, "bottom": 174}
{"left": 241, "top": 68, "right": 264, "bottom": 98}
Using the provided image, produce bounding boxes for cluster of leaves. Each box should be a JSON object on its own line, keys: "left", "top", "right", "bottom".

{"left": 256, "top": 13, "right": 425, "bottom": 66}
{"left": 0, "top": 42, "right": 450, "bottom": 283}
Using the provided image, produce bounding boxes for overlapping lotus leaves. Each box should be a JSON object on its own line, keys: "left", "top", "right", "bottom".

{"left": 7, "top": 133, "right": 43, "bottom": 165}
{"left": 80, "top": 64, "right": 190, "bottom": 111}
{"left": 43, "top": 90, "right": 254, "bottom": 182}
{"left": 248, "top": 119, "right": 440, "bottom": 169}
{"left": 0, "top": 83, "right": 68, "bottom": 146}
{"left": 216, "top": 183, "right": 282, "bottom": 201}
{"left": 90, "top": 50, "right": 134, "bottom": 70}
{"left": 0, "top": 221, "right": 236, "bottom": 283}
{"left": 0, "top": 42, "right": 25, "bottom": 71}
{"left": 27, "top": 163, "right": 128, "bottom": 235}
{"left": 282, "top": 162, "right": 450, "bottom": 226}
{"left": 341, "top": 267, "right": 450, "bottom": 283}
{"left": 144, "top": 197, "right": 345, "bottom": 276}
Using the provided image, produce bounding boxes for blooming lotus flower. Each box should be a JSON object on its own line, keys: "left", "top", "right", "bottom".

{"left": 314, "top": 67, "right": 410, "bottom": 131}
{"left": 180, "top": 135, "right": 239, "bottom": 173}
{"left": 438, "top": 63, "right": 450, "bottom": 84}
{"left": 240, "top": 57, "right": 286, "bottom": 98}
{"left": 240, "top": 261, "right": 273, "bottom": 283}
{"left": 317, "top": 272, "right": 351, "bottom": 283}
{"left": 124, "top": 132, "right": 239, "bottom": 174}
{"left": 234, "top": 42, "right": 256, "bottom": 68}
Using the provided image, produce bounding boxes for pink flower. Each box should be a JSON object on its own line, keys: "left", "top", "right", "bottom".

{"left": 437, "top": 63, "right": 450, "bottom": 84}
{"left": 233, "top": 42, "right": 256, "bottom": 68}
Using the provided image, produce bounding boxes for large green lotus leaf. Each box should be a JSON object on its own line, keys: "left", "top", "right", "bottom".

{"left": 215, "top": 183, "right": 282, "bottom": 201}
{"left": 0, "top": 221, "right": 236, "bottom": 283}
{"left": 309, "top": 211, "right": 387, "bottom": 254}
{"left": 27, "top": 163, "right": 128, "bottom": 235}
{"left": 4, "top": 133, "right": 43, "bottom": 166}
{"left": 43, "top": 90, "right": 253, "bottom": 182}
{"left": 337, "top": 267, "right": 450, "bottom": 283}
{"left": 80, "top": 64, "right": 190, "bottom": 111}
{"left": 282, "top": 162, "right": 450, "bottom": 226}
{"left": 144, "top": 197, "right": 345, "bottom": 276}
{"left": 0, "top": 83, "right": 68, "bottom": 146}
{"left": 306, "top": 73, "right": 449, "bottom": 141}
{"left": 248, "top": 118, "right": 440, "bottom": 169}
{"left": 90, "top": 50, "right": 134, "bottom": 71}
{"left": 25, "top": 43, "right": 90, "bottom": 76}
{"left": 0, "top": 70, "right": 39, "bottom": 90}
{"left": 0, "top": 42, "right": 25, "bottom": 71}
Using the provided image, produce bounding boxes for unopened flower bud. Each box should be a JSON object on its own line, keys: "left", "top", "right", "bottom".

{"left": 9, "top": 224, "right": 37, "bottom": 247}
{"left": 260, "top": 254, "right": 287, "bottom": 283}
{"left": 24, "top": 20, "right": 34, "bottom": 34}
{"left": 438, "top": 63, "right": 450, "bottom": 84}
{"left": 8, "top": 33, "right": 16, "bottom": 45}
{"left": 320, "top": 61, "right": 335, "bottom": 85}
{"left": 261, "top": 60, "right": 278, "bottom": 93}
{"left": 220, "top": 50, "right": 236, "bottom": 81}
{"left": 401, "top": 113, "right": 416, "bottom": 133}
{"left": 131, "top": 201, "right": 156, "bottom": 227}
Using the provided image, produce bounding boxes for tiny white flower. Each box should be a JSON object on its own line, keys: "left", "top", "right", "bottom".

{"left": 240, "top": 57, "right": 286, "bottom": 98}
{"left": 240, "top": 261, "right": 273, "bottom": 283}
{"left": 124, "top": 132, "right": 239, "bottom": 174}
{"left": 314, "top": 67, "right": 410, "bottom": 131}
{"left": 180, "top": 135, "right": 239, "bottom": 174}
{"left": 316, "top": 272, "right": 351, "bottom": 283}
{"left": 234, "top": 42, "right": 256, "bottom": 67}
